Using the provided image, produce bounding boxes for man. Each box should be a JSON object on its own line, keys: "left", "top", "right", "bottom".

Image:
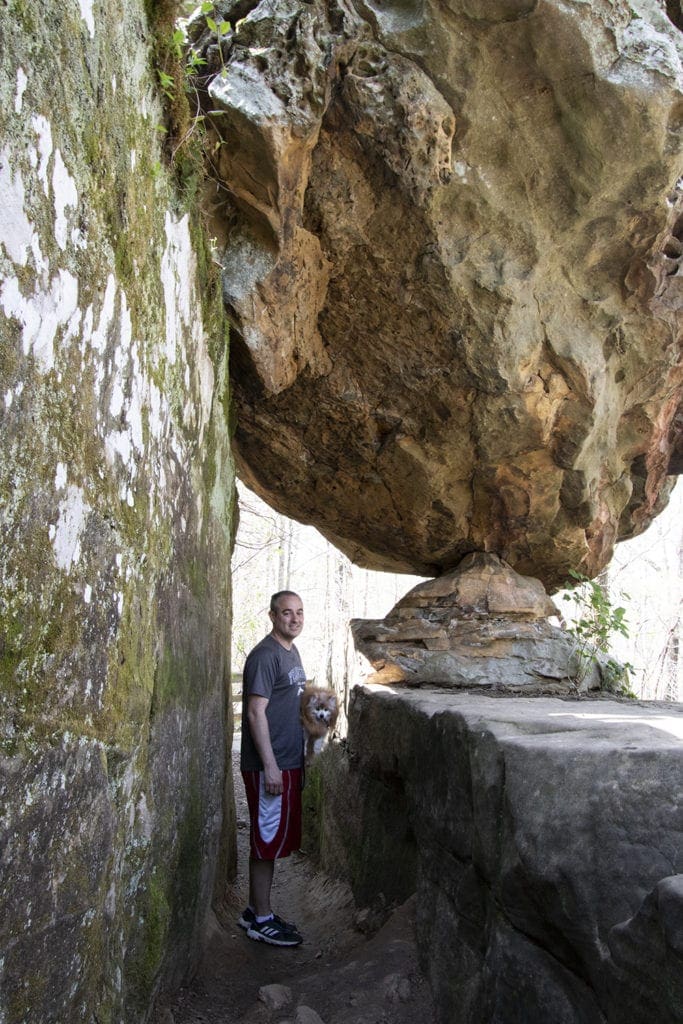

{"left": 238, "top": 590, "right": 307, "bottom": 946}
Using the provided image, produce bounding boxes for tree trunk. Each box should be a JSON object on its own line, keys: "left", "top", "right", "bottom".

{"left": 663, "top": 525, "right": 683, "bottom": 701}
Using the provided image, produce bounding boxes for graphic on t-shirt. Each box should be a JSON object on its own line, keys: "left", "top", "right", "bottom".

{"left": 289, "top": 666, "right": 306, "bottom": 694}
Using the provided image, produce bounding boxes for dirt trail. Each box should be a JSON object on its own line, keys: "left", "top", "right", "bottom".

{"left": 153, "top": 746, "right": 435, "bottom": 1024}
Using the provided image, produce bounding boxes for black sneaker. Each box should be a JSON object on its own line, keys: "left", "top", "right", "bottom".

{"left": 247, "top": 916, "right": 303, "bottom": 947}
{"left": 237, "top": 907, "right": 256, "bottom": 931}
{"left": 238, "top": 907, "right": 299, "bottom": 933}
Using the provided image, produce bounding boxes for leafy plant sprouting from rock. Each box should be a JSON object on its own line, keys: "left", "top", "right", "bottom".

{"left": 153, "top": 1, "right": 234, "bottom": 193}
{"left": 198, "top": 2, "right": 231, "bottom": 70}
{"left": 562, "top": 571, "right": 635, "bottom": 696}
{"left": 149, "top": 0, "right": 223, "bottom": 194}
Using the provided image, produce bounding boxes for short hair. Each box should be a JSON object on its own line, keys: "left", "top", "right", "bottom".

{"left": 269, "top": 590, "right": 301, "bottom": 614}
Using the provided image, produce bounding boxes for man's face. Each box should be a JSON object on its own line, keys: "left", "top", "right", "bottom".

{"left": 270, "top": 594, "right": 304, "bottom": 646}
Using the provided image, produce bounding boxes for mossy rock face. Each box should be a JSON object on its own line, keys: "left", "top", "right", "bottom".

{"left": 0, "top": 0, "right": 234, "bottom": 1020}
{"left": 304, "top": 741, "right": 418, "bottom": 915}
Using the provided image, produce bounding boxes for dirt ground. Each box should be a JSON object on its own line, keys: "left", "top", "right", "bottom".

{"left": 153, "top": 743, "right": 436, "bottom": 1024}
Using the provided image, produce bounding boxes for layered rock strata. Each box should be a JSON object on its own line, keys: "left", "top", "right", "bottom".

{"left": 315, "top": 686, "right": 683, "bottom": 1024}
{"left": 0, "top": 4, "right": 234, "bottom": 1021}
{"left": 193, "top": 0, "right": 683, "bottom": 588}
{"left": 351, "top": 552, "right": 603, "bottom": 692}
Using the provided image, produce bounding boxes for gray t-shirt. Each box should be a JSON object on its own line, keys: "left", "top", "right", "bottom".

{"left": 240, "top": 634, "right": 306, "bottom": 771}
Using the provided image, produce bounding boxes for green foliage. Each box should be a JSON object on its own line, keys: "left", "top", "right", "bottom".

{"left": 562, "top": 571, "right": 636, "bottom": 696}
{"left": 170, "top": 26, "right": 185, "bottom": 58}
{"left": 157, "top": 69, "right": 176, "bottom": 101}
{"left": 189, "top": 3, "right": 231, "bottom": 76}
{"left": 149, "top": 0, "right": 233, "bottom": 202}
{"left": 185, "top": 48, "right": 207, "bottom": 73}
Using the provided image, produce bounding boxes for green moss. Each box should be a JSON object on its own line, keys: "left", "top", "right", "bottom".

{"left": 114, "top": 232, "right": 136, "bottom": 289}
{"left": 189, "top": 212, "right": 228, "bottom": 362}
{"left": 77, "top": 78, "right": 173, "bottom": 342}
{"left": 122, "top": 765, "right": 206, "bottom": 1014}
{"left": 41, "top": 375, "right": 101, "bottom": 481}
{"left": 145, "top": 874, "right": 173, "bottom": 974}
{"left": 0, "top": 569, "right": 78, "bottom": 702}
{"left": 126, "top": 872, "right": 172, "bottom": 1003}
{"left": 146, "top": 0, "right": 199, "bottom": 183}
{"left": 5, "top": 0, "right": 37, "bottom": 32}
{"left": 172, "top": 780, "right": 204, "bottom": 925}
{"left": 187, "top": 205, "right": 232, "bottom": 505}
{"left": 302, "top": 762, "right": 325, "bottom": 861}
{"left": 144, "top": 0, "right": 183, "bottom": 28}
{"left": 152, "top": 642, "right": 188, "bottom": 710}
{"left": 0, "top": 615, "right": 23, "bottom": 686}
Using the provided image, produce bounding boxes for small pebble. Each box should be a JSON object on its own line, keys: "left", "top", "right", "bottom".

{"left": 382, "top": 972, "right": 411, "bottom": 1003}
{"left": 295, "top": 1006, "right": 326, "bottom": 1024}
{"left": 258, "top": 983, "right": 293, "bottom": 1010}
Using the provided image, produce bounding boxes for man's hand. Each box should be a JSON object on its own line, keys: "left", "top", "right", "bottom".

{"left": 247, "top": 695, "right": 283, "bottom": 793}
{"left": 263, "top": 764, "right": 283, "bottom": 795}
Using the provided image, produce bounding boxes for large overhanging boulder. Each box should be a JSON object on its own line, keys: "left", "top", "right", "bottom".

{"left": 192, "top": 0, "right": 683, "bottom": 589}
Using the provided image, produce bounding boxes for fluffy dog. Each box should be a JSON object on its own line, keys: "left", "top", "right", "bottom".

{"left": 300, "top": 685, "right": 339, "bottom": 765}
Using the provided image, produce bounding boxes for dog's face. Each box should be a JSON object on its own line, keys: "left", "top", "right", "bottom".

{"left": 301, "top": 687, "right": 339, "bottom": 736}
{"left": 305, "top": 691, "right": 337, "bottom": 724}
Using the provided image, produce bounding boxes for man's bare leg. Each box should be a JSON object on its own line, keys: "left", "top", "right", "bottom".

{"left": 249, "top": 857, "right": 275, "bottom": 917}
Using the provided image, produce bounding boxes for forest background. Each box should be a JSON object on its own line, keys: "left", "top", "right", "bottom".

{"left": 232, "top": 480, "right": 683, "bottom": 714}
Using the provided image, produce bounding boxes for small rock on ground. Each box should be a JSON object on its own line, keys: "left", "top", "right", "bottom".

{"left": 258, "top": 984, "right": 293, "bottom": 1011}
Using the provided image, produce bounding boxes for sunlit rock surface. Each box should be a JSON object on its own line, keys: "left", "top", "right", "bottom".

{"left": 0, "top": 3, "right": 234, "bottom": 1020}
{"left": 351, "top": 552, "right": 604, "bottom": 692}
{"left": 315, "top": 687, "right": 683, "bottom": 1024}
{"left": 194, "top": 0, "right": 683, "bottom": 588}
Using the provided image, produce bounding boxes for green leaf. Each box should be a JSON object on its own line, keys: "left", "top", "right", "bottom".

{"left": 206, "top": 15, "right": 217, "bottom": 30}
{"left": 186, "top": 54, "right": 207, "bottom": 73}
{"left": 201, "top": 1, "right": 214, "bottom": 11}
{"left": 157, "top": 69, "right": 175, "bottom": 100}
{"left": 219, "top": 19, "right": 231, "bottom": 33}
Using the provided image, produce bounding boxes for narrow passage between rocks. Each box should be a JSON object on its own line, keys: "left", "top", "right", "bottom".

{"left": 152, "top": 742, "right": 435, "bottom": 1024}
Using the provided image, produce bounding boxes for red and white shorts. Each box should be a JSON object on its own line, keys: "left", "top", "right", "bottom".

{"left": 242, "top": 768, "right": 303, "bottom": 860}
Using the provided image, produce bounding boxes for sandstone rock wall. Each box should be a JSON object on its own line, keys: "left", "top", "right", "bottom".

{"left": 315, "top": 687, "right": 683, "bottom": 1023}
{"left": 0, "top": 2, "right": 234, "bottom": 1020}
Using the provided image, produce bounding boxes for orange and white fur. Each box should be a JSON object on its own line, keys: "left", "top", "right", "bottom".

{"left": 300, "top": 686, "right": 339, "bottom": 765}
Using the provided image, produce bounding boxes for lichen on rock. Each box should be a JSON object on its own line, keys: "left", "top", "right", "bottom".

{"left": 0, "top": 0, "right": 235, "bottom": 1020}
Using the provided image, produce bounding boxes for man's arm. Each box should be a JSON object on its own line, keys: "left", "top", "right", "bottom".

{"left": 246, "top": 695, "right": 283, "bottom": 795}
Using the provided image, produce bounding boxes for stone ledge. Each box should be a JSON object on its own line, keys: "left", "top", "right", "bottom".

{"left": 341, "top": 686, "right": 683, "bottom": 1024}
